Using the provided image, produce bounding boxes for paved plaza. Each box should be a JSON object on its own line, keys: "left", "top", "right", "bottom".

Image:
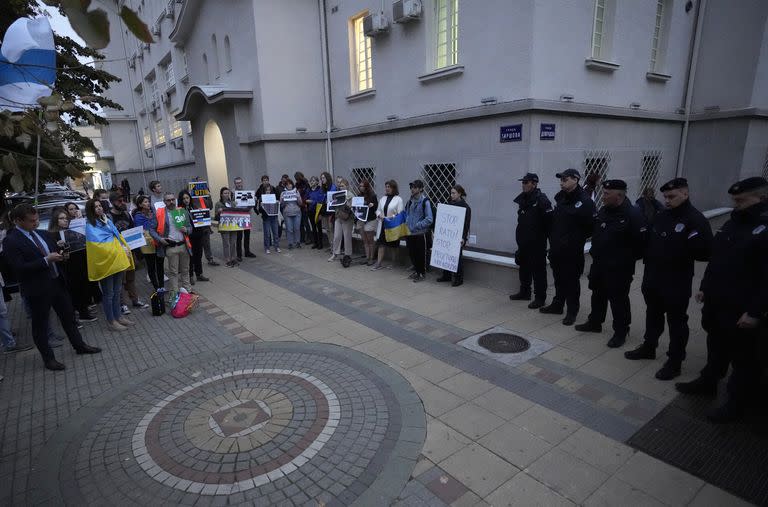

{"left": 0, "top": 233, "right": 760, "bottom": 506}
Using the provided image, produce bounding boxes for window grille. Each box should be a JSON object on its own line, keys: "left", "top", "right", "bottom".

{"left": 347, "top": 167, "right": 376, "bottom": 195}
{"left": 591, "top": 0, "right": 606, "bottom": 59}
{"left": 351, "top": 14, "right": 373, "bottom": 92}
{"left": 154, "top": 119, "right": 166, "bottom": 145}
{"left": 421, "top": 163, "right": 458, "bottom": 205}
{"left": 639, "top": 150, "right": 662, "bottom": 198}
{"left": 762, "top": 147, "right": 768, "bottom": 180}
{"left": 583, "top": 150, "right": 611, "bottom": 208}
{"left": 164, "top": 60, "right": 175, "bottom": 89}
{"left": 435, "top": 0, "right": 459, "bottom": 69}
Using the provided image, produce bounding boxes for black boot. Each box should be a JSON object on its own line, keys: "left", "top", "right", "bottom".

{"left": 451, "top": 278, "right": 463, "bottom": 287}
{"left": 675, "top": 376, "right": 718, "bottom": 396}
{"left": 562, "top": 314, "right": 577, "bottom": 326}
{"left": 437, "top": 274, "right": 452, "bottom": 282}
{"left": 655, "top": 360, "right": 682, "bottom": 381}
{"left": 509, "top": 291, "right": 531, "bottom": 301}
{"left": 606, "top": 333, "right": 627, "bottom": 348}
{"left": 539, "top": 303, "right": 564, "bottom": 314}
{"left": 528, "top": 299, "right": 545, "bottom": 309}
{"left": 575, "top": 321, "right": 602, "bottom": 333}
{"left": 624, "top": 342, "right": 656, "bottom": 360}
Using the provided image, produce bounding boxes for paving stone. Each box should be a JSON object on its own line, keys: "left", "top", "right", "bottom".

{"left": 485, "top": 472, "right": 575, "bottom": 507}
{"left": 438, "top": 444, "right": 518, "bottom": 498}
{"left": 526, "top": 448, "right": 609, "bottom": 504}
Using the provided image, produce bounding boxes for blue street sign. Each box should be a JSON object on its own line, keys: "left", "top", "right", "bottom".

{"left": 500, "top": 124, "right": 522, "bottom": 143}
{"left": 540, "top": 123, "right": 556, "bottom": 140}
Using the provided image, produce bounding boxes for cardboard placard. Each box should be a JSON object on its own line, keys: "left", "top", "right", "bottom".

{"left": 121, "top": 226, "right": 147, "bottom": 250}
{"left": 234, "top": 190, "right": 256, "bottom": 207}
{"left": 219, "top": 210, "right": 251, "bottom": 231}
{"left": 188, "top": 181, "right": 210, "bottom": 197}
{"left": 190, "top": 208, "right": 211, "bottom": 228}
{"left": 429, "top": 203, "right": 467, "bottom": 273}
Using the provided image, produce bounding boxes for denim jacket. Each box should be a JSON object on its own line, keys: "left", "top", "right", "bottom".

{"left": 405, "top": 193, "right": 433, "bottom": 235}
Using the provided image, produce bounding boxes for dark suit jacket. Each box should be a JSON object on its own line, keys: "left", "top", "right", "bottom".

{"left": 2, "top": 228, "right": 61, "bottom": 297}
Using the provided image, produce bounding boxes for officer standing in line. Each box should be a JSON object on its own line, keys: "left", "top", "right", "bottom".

{"left": 574, "top": 180, "right": 646, "bottom": 347}
{"left": 624, "top": 178, "right": 713, "bottom": 380}
{"left": 676, "top": 177, "right": 768, "bottom": 423}
{"left": 540, "top": 169, "right": 596, "bottom": 325}
{"left": 509, "top": 173, "right": 553, "bottom": 309}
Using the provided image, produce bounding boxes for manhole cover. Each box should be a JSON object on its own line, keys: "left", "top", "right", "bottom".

{"left": 478, "top": 333, "right": 530, "bottom": 354}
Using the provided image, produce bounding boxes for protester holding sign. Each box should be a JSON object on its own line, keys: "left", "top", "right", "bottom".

{"left": 150, "top": 193, "right": 192, "bottom": 295}
{"left": 307, "top": 176, "right": 326, "bottom": 250}
{"left": 256, "top": 179, "right": 280, "bottom": 254}
{"left": 294, "top": 172, "right": 312, "bottom": 244}
{"left": 354, "top": 180, "right": 379, "bottom": 265}
{"left": 435, "top": 185, "right": 472, "bottom": 287}
{"left": 132, "top": 196, "right": 165, "bottom": 292}
{"left": 371, "top": 180, "right": 404, "bottom": 271}
{"left": 233, "top": 177, "right": 256, "bottom": 260}
{"left": 280, "top": 179, "right": 304, "bottom": 250}
{"left": 320, "top": 172, "right": 337, "bottom": 250}
{"left": 179, "top": 190, "right": 210, "bottom": 284}
{"left": 109, "top": 192, "right": 149, "bottom": 315}
{"left": 330, "top": 180, "right": 354, "bottom": 263}
{"left": 214, "top": 187, "right": 239, "bottom": 267}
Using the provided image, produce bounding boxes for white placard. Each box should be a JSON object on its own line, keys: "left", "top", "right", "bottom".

{"left": 261, "top": 193, "right": 277, "bottom": 204}
{"left": 234, "top": 190, "right": 256, "bottom": 207}
{"left": 153, "top": 201, "right": 166, "bottom": 211}
{"left": 429, "top": 203, "right": 467, "bottom": 273}
{"left": 327, "top": 190, "right": 347, "bottom": 208}
{"left": 121, "top": 226, "right": 147, "bottom": 250}
{"left": 282, "top": 190, "right": 298, "bottom": 202}
{"left": 351, "top": 196, "right": 365, "bottom": 208}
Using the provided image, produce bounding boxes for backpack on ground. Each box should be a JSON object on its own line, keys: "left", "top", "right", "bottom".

{"left": 150, "top": 291, "right": 165, "bottom": 316}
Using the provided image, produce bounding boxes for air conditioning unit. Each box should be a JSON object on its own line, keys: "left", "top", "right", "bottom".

{"left": 393, "top": 0, "right": 421, "bottom": 23}
{"left": 171, "top": 138, "right": 184, "bottom": 150}
{"left": 363, "top": 12, "right": 389, "bottom": 36}
{"left": 152, "top": 24, "right": 161, "bottom": 37}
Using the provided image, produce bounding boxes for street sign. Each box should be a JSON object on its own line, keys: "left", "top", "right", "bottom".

{"left": 500, "top": 124, "right": 522, "bottom": 143}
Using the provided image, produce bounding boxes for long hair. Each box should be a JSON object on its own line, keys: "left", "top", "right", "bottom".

{"left": 85, "top": 198, "right": 104, "bottom": 225}
{"left": 133, "top": 195, "right": 150, "bottom": 217}
{"left": 452, "top": 184, "right": 467, "bottom": 199}
{"left": 359, "top": 180, "right": 375, "bottom": 202}
{"left": 63, "top": 201, "right": 80, "bottom": 218}
{"left": 48, "top": 208, "right": 69, "bottom": 233}
{"left": 320, "top": 171, "right": 333, "bottom": 191}
{"left": 178, "top": 189, "right": 193, "bottom": 209}
{"left": 219, "top": 186, "right": 231, "bottom": 203}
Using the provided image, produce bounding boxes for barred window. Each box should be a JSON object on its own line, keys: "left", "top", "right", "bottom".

{"left": 349, "top": 13, "right": 373, "bottom": 93}
{"left": 639, "top": 151, "right": 662, "bottom": 198}
{"left": 583, "top": 150, "right": 611, "bottom": 208}
{"left": 435, "top": 0, "right": 459, "bottom": 69}
{"left": 348, "top": 167, "right": 376, "bottom": 195}
{"left": 421, "top": 163, "right": 458, "bottom": 205}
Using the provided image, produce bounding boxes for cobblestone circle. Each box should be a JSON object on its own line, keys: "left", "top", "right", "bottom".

{"left": 50, "top": 344, "right": 425, "bottom": 506}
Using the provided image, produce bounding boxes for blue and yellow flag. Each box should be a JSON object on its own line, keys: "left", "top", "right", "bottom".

{"left": 86, "top": 220, "right": 134, "bottom": 282}
{"left": 383, "top": 211, "right": 410, "bottom": 243}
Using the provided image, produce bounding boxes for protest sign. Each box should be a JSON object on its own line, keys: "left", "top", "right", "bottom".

{"left": 282, "top": 189, "right": 298, "bottom": 202}
{"left": 351, "top": 196, "right": 367, "bottom": 221}
{"left": 121, "top": 226, "right": 147, "bottom": 250}
{"left": 219, "top": 210, "right": 251, "bottom": 231}
{"left": 60, "top": 217, "right": 86, "bottom": 252}
{"left": 190, "top": 208, "right": 212, "bottom": 228}
{"left": 260, "top": 193, "right": 279, "bottom": 216}
{"left": 153, "top": 201, "right": 165, "bottom": 211}
{"left": 188, "top": 181, "right": 210, "bottom": 197}
{"left": 328, "top": 190, "right": 347, "bottom": 208}
{"left": 429, "top": 203, "right": 467, "bottom": 273}
{"left": 234, "top": 190, "right": 256, "bottom": 207}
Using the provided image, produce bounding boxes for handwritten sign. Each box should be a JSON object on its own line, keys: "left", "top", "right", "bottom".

{"left": 190, "top": 208, "right": 211, "bottom": 228}
{"left": 281, "top": 189, "right": 298, "bottom": 202}
{"left": 429, "top": 203, "right": 467, "bottom": 273}
{"left": 121, "top": 226, "right": 147, "bottom": 250}
{"left": 188, "top": 181, "right": 210, "bottom": 197}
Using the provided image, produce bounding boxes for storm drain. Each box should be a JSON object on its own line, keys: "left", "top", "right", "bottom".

{"left": 478, "top": 333, "right": 530, "bottom": 354}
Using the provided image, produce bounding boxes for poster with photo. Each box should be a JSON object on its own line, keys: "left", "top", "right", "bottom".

{"left": 60, "top": 217, "right": 86, "bottom": 252}
{"left": 218, "top": 210, "right": 252, "bottom": 231}
{"left": 327, "top": 190, "right": 347, "bottom": 208}
{"left": 234, "top": 190, "right": 256, "bottom": 207}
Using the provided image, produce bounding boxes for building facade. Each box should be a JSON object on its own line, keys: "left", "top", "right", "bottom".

{"left": 98, "top": 0, "right": 768, "bottom": 254}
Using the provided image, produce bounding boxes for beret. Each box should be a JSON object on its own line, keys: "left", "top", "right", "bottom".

{"left": 728, "top": 177, "right": 768, "bottom": 195}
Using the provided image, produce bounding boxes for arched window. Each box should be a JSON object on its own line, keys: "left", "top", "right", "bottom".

{"left": 223, "top": 35, "right": 232, "bottom": 72}
{"left": 211, "top": 34, "right": 220, "bottom": 78}
{"left": 202, "top": 53, "right": 209, "bottom": 84}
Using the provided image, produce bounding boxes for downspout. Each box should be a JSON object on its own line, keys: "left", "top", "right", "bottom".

{"left": 319, "top": 0, "right": 334, "bottom": 176}
{"left": 675, "top": 0, "right": 707, "bottom": 177}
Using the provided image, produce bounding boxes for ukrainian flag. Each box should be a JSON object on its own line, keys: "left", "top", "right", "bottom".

{"left": 86, "top": 219, "right": 134, "bottom": 281}
{"left": 383, "top": 211, "right": 410, "bottom": 243}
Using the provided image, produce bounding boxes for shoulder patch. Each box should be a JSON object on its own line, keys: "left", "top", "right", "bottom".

{"left": 575, "top": 201, "right": 582, "bottom": 208}
{"left": 674, "top": 223, "right": 685, "bottom": 233}
{"left": 754, "top": 224, "right": 766, "bottom": 235}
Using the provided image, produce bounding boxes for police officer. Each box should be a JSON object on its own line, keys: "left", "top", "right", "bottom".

{"left": 540, "top": 168, "right": 596, "bottom": 325}
{"left": 676, "top": 177, "right": 768, "bottom": 423}
{"left": 509, "top": 173, "right": 553, "bottom": 308}
{"left": 625, "top": 178, "right": 712, "bottom": 380}
{"left": 575, "top": 180, "right": 646, "bottom": 347}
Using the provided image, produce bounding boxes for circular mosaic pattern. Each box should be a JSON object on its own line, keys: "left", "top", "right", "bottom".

{"left": 479, "top": 332, "right": 531, "bottom": 353}
{"left": 41, "top": 344, "right": 425, "bottom": 506}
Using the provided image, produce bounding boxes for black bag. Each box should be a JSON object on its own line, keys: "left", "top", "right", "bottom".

{"left": 341, "top": 255, "right": 352, "bottom": 268}
{"left": 150, "top": 291, "right": 166, "bottom": 316}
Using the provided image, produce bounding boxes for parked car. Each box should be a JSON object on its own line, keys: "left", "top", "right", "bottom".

{"left": 4, "top": 189, "right": 88, "bottom": 230}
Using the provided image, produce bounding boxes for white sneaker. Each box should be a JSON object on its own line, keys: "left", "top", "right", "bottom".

{"left": 328, "top": 255, "right": 336, "bottom": 262}
{"left": 120, "top": 304, "right": 131, "bottom": 315}
{"left": 163, "top": 274, "right": 169, "bottom": 282}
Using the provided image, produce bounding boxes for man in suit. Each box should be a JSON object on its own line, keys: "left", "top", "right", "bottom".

{"left": 3, "top": 204, "right": 101, "bottom": 371}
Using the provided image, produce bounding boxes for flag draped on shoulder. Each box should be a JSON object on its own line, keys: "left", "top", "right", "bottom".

{"left": 0, "top": 16, "right": 56, "bottom": 112}
{"left": 383, "top": 210, "right": 410, "bottom": 243}
{"left": 86, "top": 219, "right": 134, "bottom": 281}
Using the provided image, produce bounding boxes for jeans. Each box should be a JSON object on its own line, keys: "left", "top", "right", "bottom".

{"left": 0, "top": 296, "right": 16, "bottom": 349}
{"left": 220, "top": 231, "right": 237, "bottom": 262}
{"left": 262, "top": 216, "right": 279, "bottom": 250}
{"left": 165, "top": 245, "right": 191, "bottom": 292}
{"left": 285, "top": 214, "right": 301, "bottom": 246}
{"left": 99, "top": 271, "right": 124, "bottom": 322}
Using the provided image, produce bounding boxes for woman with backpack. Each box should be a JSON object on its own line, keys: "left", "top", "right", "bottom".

{"left": 436, "top": 184, "right": 472, "bottom": 287}
{"left": 329, "top": 179, "right": 354, "bottom": 264}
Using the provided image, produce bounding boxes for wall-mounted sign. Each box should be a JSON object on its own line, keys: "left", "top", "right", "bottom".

{"left": 540, "top": 123, "right": 556, "bottom": 140}
{"left": 500, "top": 124, "right": 522, "bottom": 143}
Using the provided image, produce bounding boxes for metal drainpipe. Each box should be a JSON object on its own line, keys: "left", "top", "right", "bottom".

{"left": 676, "top": 0, "right": 707, "bottom": 177}
{"left": 319, "top": 0, "right": 334, "bottom": 176}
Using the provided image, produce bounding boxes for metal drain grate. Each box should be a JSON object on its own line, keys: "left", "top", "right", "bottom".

{"left": 478, "top": 333, "right": 531, "bottom": 354}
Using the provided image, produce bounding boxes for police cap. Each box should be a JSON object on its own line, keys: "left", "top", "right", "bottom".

{"left": 601, "top": 179, "right": 627, "bottom": 191}
{"left": 518, "top": 173, "right": 539, "bottom": 183}
{"left": 659, "top": 177, "right": 688, "bottom": 192}
{"left": 555, "top": 168, "right": 581, "bottom": 180}
{"left": 728, "top": 177, "right": 768, "bottom": 195}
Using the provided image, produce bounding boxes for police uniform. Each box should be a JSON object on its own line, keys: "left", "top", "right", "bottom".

{"left": 676, "top": 177, "right": 768, "bottom": 422}
{"left": 541, "top": 168, "right": 596, "bottom": 323}
{"left": 575, "top": 180, "right": 646, "bottom": 347}
{"left": 510, "top": 173, "right": 553, "bottom": 307}
{"left": 625, "top": 178, "right": 713, "bottom": 380}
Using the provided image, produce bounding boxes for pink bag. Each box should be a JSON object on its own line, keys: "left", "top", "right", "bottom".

{"left": 170, "top": 292, "right": 199, "bottom": 318}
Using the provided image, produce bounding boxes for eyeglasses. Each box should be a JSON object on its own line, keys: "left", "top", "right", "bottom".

{"left": 164, "top": 198, "right": 175, "bottom": 202}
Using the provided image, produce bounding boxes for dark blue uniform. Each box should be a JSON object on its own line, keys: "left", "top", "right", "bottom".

{"left": 514, "top": 188, "right": 552, "bottom": 301}
{"left": 547, "top": 186, "right": 596, "bottom": 318}
{"left": 641, "top": 200, "right": 712, "bottom": 364}
{"left": 585, "top": 198, "right": 646, "bottom": 342}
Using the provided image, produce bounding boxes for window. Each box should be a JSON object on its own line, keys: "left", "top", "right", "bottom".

{"left": 211, "top": 34, "right": 220, "bottom": 78}
{"left": 202, "top": 53, "right": 209, "bottom": 84}
{"left": 583, "top": 150, "right": 611, "bottom": 208}
{"left": 649, "top": 0, "right": 671, "bottom": 72}
{"left": 223, "top": 36, "right": 232, "bottom": 72}
{"left": 143, "top": 127, "right": 151, "bottom": 149}
{"left": 590, "top": 0, "right": 615, "bottom": 61}
{"left": 170, "top": 119, "right": 183, "bottom": 139}
{"left": 164, "top": 60, "right": 175, "bottom": 89}
{"left": 348, "top": 167, "right": 376, "bottom": 194}
{"left": 148, "top": 76, "right": 159, "bottom": 105}
{"left": 154, "top": 118, "right": 166, "bottom": 145}
{"left": 434, "top": 0, "right": 459, "bottom": 69}
{"left": 349, "top": 13, "right": 373, "bottom": 93}
{"left": 421, "top": 163, "right": 458, "bottom": 205}
{"left": 182, "top": 49, "right": 189, "bottom": 77}
{"left": 639, "top": 151, "right": 662, "bottom": 198}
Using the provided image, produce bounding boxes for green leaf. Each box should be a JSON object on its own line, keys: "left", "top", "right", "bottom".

{"left": 2, "top": 154, "right": 18, "bottom": 174}
{"left": 61, "top": 0, "right": 111, "bottom": 50}
{"left": 10, "top": 174, "right": 24, "bottom": 193}
{"left": 120, "top": 6, "right": 154, "bottom": 43}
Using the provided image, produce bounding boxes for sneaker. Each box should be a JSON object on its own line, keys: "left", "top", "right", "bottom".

{"left": 276, "top": 248, "right": 281, "bottom": 253}
{"left": 265, "top": 249, "right": 271, "bottom": 254}
{"left": 370, "top": 264, "right": 384, "bottom": 271}
{"left": 413, "top": 273, "right": 425, "bottom": 283}
{"left": 133, "top": 300, "right": 150, "bottom": 309}
{"left": 109, "top": 321, "right": 127, "bottom": 332}
{"left": 208, "top": 260, "right": 220, "bottom": 266}
{"left": 408, "top": 272, "right": 419, "bottom": 280}
{"left": 328, "top": 255, "right": 337, "bottom": 262}
{"left": 118, "top": 317, "right": 134, "bottom": 326}
{"left": 197, "top": 275, "right": 210, "bottom": 282}
{"left": 121, "top": 305, "right": 131, "bottom": 315}
{"left": 78, "top": 312, "right": 98, "bottom": 322}
{"left": 245, "top": 252, "right": 257, "bottom": 258}
{"left": 3, "top": 344, "right": 33, "bottom": 354}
